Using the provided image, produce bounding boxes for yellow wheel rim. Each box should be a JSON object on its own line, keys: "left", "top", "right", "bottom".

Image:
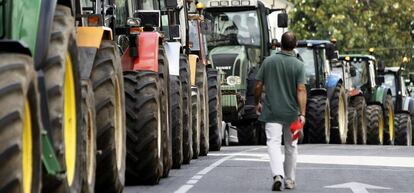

{"left": 379, "top": 112, "right": 384, "bottom": 144}
{"left": 114, "top": 77, "right": 123, "bottom": 170}
{"left": 64, "top": 53, "right": 77, "bottom": 185}
{"left": 388, "top": 109, "right": 394, "bottom": 142}
{"left": 23, "top": 99, "right": 33, "bottom": 193}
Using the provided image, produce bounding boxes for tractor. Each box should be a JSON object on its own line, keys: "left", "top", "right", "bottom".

{"left": 339, "top": 54, "right": 395, "bottom": 145}
{"left": 201, "top": 0, "right": 288, "bottom": 145}
{"left": 295, "top": 40, "right": 347, "bottom": 144}
{"left": 377, "top": 60, "right": 413, "bottom": 145}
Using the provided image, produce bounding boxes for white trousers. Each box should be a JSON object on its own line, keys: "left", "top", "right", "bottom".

{"left": 265, "top": 122, "right": 298, "bottom": 181}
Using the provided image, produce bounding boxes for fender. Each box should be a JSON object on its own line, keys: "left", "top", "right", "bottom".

{"left": 326, "top": 74, "right": 342, "bottom": 100}
{"left": 121, "top": 32, "right": 159, "bottom": 72}
{"left": 77, "top": 27, "right": 113, "bottom": 80}
{"left": 403, "top": 97, "right": 414, "bottom": 115}
{"left": 309, "top": 88, "right": 327, "bottom": 97}
{"left": 0, "top": 40, "right": 32, "bottom": 56}
{"left": 371, "top": 85, "right": 391, "bottom": 105}
{"left": 164, "top": 42, "right": 181, "bottom": 76}
{"left": 188, "top": 54, "right": 199, "bottom": 85}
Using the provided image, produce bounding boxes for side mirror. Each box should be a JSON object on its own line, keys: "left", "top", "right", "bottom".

{"left": 377, "top": 60, "right": 385, "bottom": 71}
{"left": 325, "top": 44, "right": 337, "bottom": 60}
{"left": 169, "top": 25, "right": 180, "bottom": 40}
{"left": 200, "top": 21, "right": 211, "bottom": 35}
{"left": 277, "top": 13, "right": 288, "bottom": 28}
{"left": 166, "top": 0, "right": 178, "bottom": 9}
{"left": 375, "top": 76, "right": 385, "bottom": 85}
{"left": 350, "top": 65, "right": 357, "bottom": 77}
{"left": 410, "top": 73, "right": 414, "bottom": 83}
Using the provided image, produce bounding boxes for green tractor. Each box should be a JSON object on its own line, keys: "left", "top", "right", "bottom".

{"left": 378, "top": 64, "right": 413, "bottom": 146}
{"left": 339, "top": 54, "right": 395, "bottom": 145}
{"left": 201, "top": 0, "right": 288, "bottom": 145}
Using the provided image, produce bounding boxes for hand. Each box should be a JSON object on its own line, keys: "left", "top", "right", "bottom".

{"left": 255, "top": 103, "right": 262, "bottom": 115}
{"left": 299, "top": 115, "right": 306, "bottom": 124}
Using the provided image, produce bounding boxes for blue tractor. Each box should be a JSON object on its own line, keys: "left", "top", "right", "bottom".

{"left": 296, "top": 40, "right": 347, "bottom": 144}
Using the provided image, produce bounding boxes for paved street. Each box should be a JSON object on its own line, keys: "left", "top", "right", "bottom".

{"left": 124, "top": 145, "right": 414, "bottom": 193}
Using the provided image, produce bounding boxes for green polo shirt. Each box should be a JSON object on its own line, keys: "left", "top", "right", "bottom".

{"left": 256, "top": 50, "right": 306, "bottom": 124}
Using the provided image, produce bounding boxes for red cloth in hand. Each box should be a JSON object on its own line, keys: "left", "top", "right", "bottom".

{"left": 290, "top": 119, "right": 304, "bottom": 142}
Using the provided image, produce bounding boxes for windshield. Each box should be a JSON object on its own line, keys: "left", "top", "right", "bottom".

{"left": 204, "top": 10, "right": 261, "bottom": 49}
{"left": 383, "top": 74, "right": 396, "bottom": 96}
{"left": 296, "top": 48, "right": 315, "bottom": 76}
{"left": 348, "top": 60, "right": 368, "bottom": 88}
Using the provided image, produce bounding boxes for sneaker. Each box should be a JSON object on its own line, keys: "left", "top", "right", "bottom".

{"left": 285, "top": 179, "right": 295, "bottom": 189}
{"left": 272, "top": 175, "right": 283, "bottom": 191}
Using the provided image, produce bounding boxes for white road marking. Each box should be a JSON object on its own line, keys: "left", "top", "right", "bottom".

{"left": 173, "top": 147, "right": 264, "bottom": 193}
{"left": 325, "top": 182, "right": 391, "bottom": 193}
{"left": 191, "top": 175, "right": 203, "bottom": 180}
{"left": 186, "top": 180, "right": 198, "bottom": 184}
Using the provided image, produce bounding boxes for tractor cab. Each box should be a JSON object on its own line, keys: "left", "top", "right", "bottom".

{"left": 380, "top": 67, "right": 409, "bottom": 112}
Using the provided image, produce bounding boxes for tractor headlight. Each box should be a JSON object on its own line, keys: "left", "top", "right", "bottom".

{"left": 226, "top": 76, "right": 241, "bottom": 85}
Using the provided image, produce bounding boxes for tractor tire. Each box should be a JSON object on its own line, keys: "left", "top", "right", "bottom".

{"left": 196, "top": 63, "right": 209, "bottom": 156}
{"left": 394, "top": 113, "right": 412, "bottom": 146}
{"left": 124, "top": 71, "right": 163, "bottom": 185}
{"left": 41, "top": 5, "right": 84, "bottom": 193}
{"left": 366, "top": 105, "right": 384, "bottom": 145}
{"left": 92, "top": 40, "right": 126, "bottom": 193}
{"left": 0, "top": 54, "right": 41, "bottom": 193}
{"left": 330, "top": 84, "right": 347, "bottom": 144}
{"left": 237, "top": 122, "right": 258, "bottom": 145}
{"left": 80, "top": 80, "right": 96, "bottom": 193}
{"left": 207, "top": 69, "right": 222, "bottom": 151}
{"left": 346, "top": 107, "right": 358, "bottom": 144}
{"left": 384, "top": 94, "right": 395, "bottom": 145}
{"left": 305, "top": 95, "right": 331, "bottom": 144}
{"left": 350, "top": 96, "right": 367, "bottom": 144}
{"left": 180, "top": 57, "right": 193, "bottom": 164}
{"left": 170, "top": 75, "right": 183, "bottom": 168}
{"left": 158, "top": 48, "right": 172, "bottom": 177}
{"left": 191, "top": 87, "right": 201, "bottom": 159}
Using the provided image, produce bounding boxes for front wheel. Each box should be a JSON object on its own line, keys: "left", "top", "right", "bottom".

{"left": 305, "top": 95, "right": 330, "bottom": 144}
{"left": 394, "top": 113, "right": 412, "bottom": 146}
{"left": 384, "top": 94, "right": 395, "bottom": 145}
{"left": 366, "top": 105, "right": 384, "bottom": 145}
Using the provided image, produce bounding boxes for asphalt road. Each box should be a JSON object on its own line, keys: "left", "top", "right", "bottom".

{"left": 124, "top": 145, "right": 414, "bottom": 193}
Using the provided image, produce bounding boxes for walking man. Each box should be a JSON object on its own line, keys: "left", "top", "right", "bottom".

{"left": 254, "top": 31, "right": 307, "bottom": 191}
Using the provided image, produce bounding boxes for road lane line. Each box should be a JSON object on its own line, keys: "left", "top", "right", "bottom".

{"left": 173, "top": 147, "right": 264, "bottom": 193}
{"left": 191, "top": 175, "right": 203, "bottom": 180}
{"left": 187, "top": 180, "right": 198, "bottom": 184}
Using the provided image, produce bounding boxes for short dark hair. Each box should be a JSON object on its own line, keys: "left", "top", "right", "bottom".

{"left": 281, "top": 31, "right": 297, "bottom": 51}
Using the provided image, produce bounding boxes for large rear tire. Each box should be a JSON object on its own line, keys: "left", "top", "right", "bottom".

{"left": 350, "top": 96, "right": 367, "bottom": 144}
{"left": 384, "top": 94, "right": 395, "bottom": 145}
{"left": 207, "top": 69, "right": 222, "bottom": 151}
{"left": 158, "top": 48, "right": 172, "bottom": 177}
{"left": 124, "top": 71, "right": 163, "bottom": 185}
{"left": 366, "top": 105, "right": 384, "bottom": 145}
{"left": 191, "top": 87, "right": 201, "bottom": 159}
{"left": 305, "top": 95, "right": 330, "bottom": 144}
{"left": 92, "top": 40, "right": 126, "bottom": 193}
{"left": 346, "top": 107, "right": 358, "bottom": 144}
{"left": 0, "top": 54, "right": 41, "bottom": 193}
{"left": 41, "top": 5, "right": 83, "bottom": 193}
{"left": 170, "top": 76, "right": 183, "bottom": 168}
{"left": 180, "top": 57, "right": 193, "bottom": 164}
{"left": 330, "top": 84, "right": 347, "bottom": 144}
{"left": 394, "top": 113, "right": 412, "bottom": 146}
{"left": 196, "top": 63, "right": 209, "bottom": 156}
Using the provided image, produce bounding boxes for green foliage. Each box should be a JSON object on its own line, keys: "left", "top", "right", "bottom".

{"left": 288, "top": 0, "right": 414, "bottom": 70}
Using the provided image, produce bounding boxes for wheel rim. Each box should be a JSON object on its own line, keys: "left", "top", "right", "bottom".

{"left": 379, "top": 111, "right": 384, "bottom": 144}
{"left": 325, "top": 101, "right": 330, "bottom": 143}
{"left": 388, "top": 107, "right": 394, "bottom": 143}
{"left": 338, "top": 94, "right": 347, "bottom": 143}
{"left": 64, "top": 53, "right": 77, "bottom": 186}
{"left": 23, "top": 99, "right": 33, "bottom": 193}
{"left": 86, "top": 109, "right": 95, "bottom": 184}
{"left": 114, "top": 77, "right": 124, "bottom": 170}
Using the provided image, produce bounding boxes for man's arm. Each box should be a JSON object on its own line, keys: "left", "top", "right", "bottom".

{"left": 255, "top": 80, "right": 264, "bottom": 105}
{"left": 296, "top": 84, "right": 307, "bottom": 116}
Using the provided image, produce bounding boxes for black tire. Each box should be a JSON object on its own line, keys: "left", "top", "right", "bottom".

{"left": 237, "top": 122, "right": 258, "bottom": 145}
{"left": 158, "top": 48, "right": 172, "bottom": 177}
{"left": 383, "top": 94, "right": 395, "bottom": 145}
{"left": 346, "top": 107, "right": 358, "bottom": 144}
{"left": 394, "top": 113, "right": 412, "bottom": 146}
{"left": 92, "top": 40, "right": 126, "bottom": 193}
{"left": 196, "top": 63, "right": 209, "bottom": 156}
{"left": 191, "top": 87, "right": 201, "bottom": 159}
{"left": 41, "top": 5, "right": 83, "bottom": 193}
{"left": 305, "top": 95, "right": 331, "bottom": 144}
{"left": 170, "top": 75, "right": 183, "bottom": 168}
{"left": 0, "top": 54, "right": 41, "bottom": 193}
{"left": 124, "top": 71, "right": 163, "bottom": 185}
{"left": 330, "top": 84, "right": 348, "bottom": 144}
{"left": 80, "top": 80, "right": 96, "bottom": 193}
{"left": 366, "top": 105, "right": 384, "bottom": 145}
{"left": 180, "top": 57, "right": 193, "bottom": 164}
{"left": 207, "top": 69, "right": 222, "bottom": 151}
{"left": 350, "top": 96, "right": 367, "bottom": 144}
